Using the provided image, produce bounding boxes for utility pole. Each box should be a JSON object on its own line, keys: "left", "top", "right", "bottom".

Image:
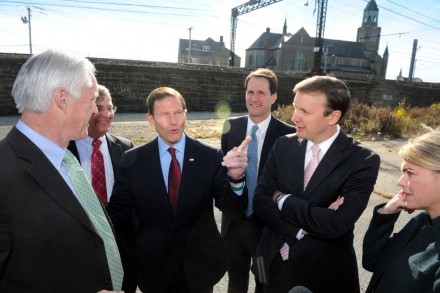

{"left": 408, "top": 39, "right": 418, "bottom": 83}
{"left": 187, "top": 27, "right": 194, "bottom": 64}
{"left": 21, "top": 5, "right": 32, "bottom": 54}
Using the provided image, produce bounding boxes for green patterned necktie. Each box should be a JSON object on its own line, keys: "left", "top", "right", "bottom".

{"left": 63, "top": 150, "right": 124, "bottom": 290}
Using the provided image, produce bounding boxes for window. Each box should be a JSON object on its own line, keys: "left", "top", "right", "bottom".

{"left": 256, "top": 55, "right": 264, "bottom": 67}
{"left": 216, "top": 60, "right": 221, "bottom": 66}
{"left": 293, "top": 52, "right": 305, "bottom": 72}
{"left": 248, "top": 55, "right": 254, "bottom": 66}
{"left": 202, "top": 46, "right": 211, "bottom": 52}
{"left": 191, "top": 58, "right": 199, "bottom": 64}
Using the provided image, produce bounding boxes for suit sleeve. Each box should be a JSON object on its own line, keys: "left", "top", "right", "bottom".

{"left": 212, "top": 148, "right": 247, "bottom": 216}
{"left": 280, "top": 150, "right": 380, "bottom": 239}
{"left": 106, "top": 151, "right": 136, "bottom": 227}
{"left": 253, "top": 139, "right": 299, "bottom": 244}
{"left": 0, "top": 200, "right": 11, "bottom": 279}
{"left": 362, "top": 204, "right": 400, "bottom": 271}
{"left": 220, "top": 120, "right": 229, "bottom": 155}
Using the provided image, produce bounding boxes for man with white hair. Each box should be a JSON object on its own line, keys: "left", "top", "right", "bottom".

{"left": 0, "top": 49, "right": 123, "bottom": 292}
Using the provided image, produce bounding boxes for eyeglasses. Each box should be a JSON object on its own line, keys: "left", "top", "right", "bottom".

{"left": 97, "top": 106, "right": 117, "bottom": 114}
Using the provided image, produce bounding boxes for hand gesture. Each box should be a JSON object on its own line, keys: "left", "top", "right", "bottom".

{"left": 380, "top": 191, "right": 414, "bottom": 214}
{"left": 222, "top": 136, "right": 251, "bottom": 180}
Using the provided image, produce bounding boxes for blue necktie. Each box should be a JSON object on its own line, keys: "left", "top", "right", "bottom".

{"left": 245, "top": 125, "right": 258, "bottom": 217}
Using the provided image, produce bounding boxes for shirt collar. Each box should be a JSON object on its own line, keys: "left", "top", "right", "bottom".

{"left": 16, "top": 119, "right": 66, "bottom": 170}
{"left": 247, "top": 114, "right": 272, "bottom": 135}
{"left": 158, "top": 133, "right": 186, "bottom": 157}
{"left": 306, "top": 125, "right": 340, "bottom": 156}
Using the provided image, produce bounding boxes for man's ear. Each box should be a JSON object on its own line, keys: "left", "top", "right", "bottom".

{"left": 328, "top": 110, "right": 341, "bottom": 126}
{"left": 146, "top": 113, "right": 154, "bottom": 125}
{"left": 54, "top": 88, "right": 68, "bottom": 112}
{"left": 271, "top": 93, "right": 277, "bottom": 104}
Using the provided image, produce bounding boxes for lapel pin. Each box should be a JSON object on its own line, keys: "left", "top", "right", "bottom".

{"left": 189, "top": 158, "right": 194, "bottom": 161}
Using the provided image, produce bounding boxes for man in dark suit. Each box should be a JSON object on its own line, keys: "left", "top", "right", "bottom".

{"left": 221, "top": 68, "right": 296, "bottom": 293}
{"left": 253, "top": 76, "right": 381, "bottom": 293}
{"left": 68, "top": 84, "right": 136, "bottom": 293}
{"left": 0, "top": 49, "right": 123, "bottom": 292}
{"left": 106, "top": 87, "right": 249, "bottom": 293}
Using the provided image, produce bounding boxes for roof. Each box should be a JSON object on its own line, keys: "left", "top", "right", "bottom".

{"left": 247, "top": 27, "right": 379, "bottom": 61}
{"left": 247, "top": 32, "right": 284, "bottom": 50}
{"left": 365, "top": 0, "right": 378, "bottom": 12}
{"left": 322, "top": 39, "right": 369, "bottom": 59}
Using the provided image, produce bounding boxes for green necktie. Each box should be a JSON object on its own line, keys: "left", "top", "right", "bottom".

{"left": 63, "top": 150, "right": 123, "bottom": 290}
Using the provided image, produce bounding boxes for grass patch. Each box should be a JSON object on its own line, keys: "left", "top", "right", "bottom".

{"left": 274, "top": 101, "right": 440, "bottom": 140}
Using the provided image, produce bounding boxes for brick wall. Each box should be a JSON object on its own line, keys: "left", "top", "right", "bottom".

{"left": 1, "top": 53, "right": 439, "bottom": 115}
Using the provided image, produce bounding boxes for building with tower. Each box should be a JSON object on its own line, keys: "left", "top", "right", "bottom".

{"left": 244, "top": 0, "right": 388, "bottom": 79}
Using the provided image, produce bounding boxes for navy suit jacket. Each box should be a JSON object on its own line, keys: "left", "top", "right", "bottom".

{"left": 253, "top": 130, "right": 380, "bottom": 293}
{"left": 106, "top": 134, "right": 246, "bottom": 292}
{"left": 0, "top": 127, "right": 113, "bottom": 292}
{"left": 220, "top": 115, "right": 296, "bottom": 243}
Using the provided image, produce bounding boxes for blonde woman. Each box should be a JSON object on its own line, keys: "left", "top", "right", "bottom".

{"left": 363, "top": 129, "right": 440, "bottom": 292}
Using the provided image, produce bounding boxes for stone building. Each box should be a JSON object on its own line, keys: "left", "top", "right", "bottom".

{"left": 178, "top": 36, "right": 241, "bottom": 67}
{"left": 244, "top": 0, "right": 388, "bottom": 79}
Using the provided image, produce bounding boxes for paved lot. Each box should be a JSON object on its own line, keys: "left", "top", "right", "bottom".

{"left": 0, "top": 113, "right": 412, "bottom": 292}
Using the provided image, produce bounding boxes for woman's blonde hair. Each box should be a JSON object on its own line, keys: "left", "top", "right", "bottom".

{"left": 399, "top": 128, "right": 440, "bottom": 173}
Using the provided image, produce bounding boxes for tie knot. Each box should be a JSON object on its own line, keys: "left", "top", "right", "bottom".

{"left": 168, "top": 147, "right": 176, "bottom": 158}
{"left": 312, "top": 144, "right": 320, "bottom": 157}
{"left": 92, "top": 139, "right": 102, "bottom": 149}
{"left": 63, "top": 150, "right": 82, "bottom": 172}
{"left": 251, "top": 125, "right": 258, "bottom": 135}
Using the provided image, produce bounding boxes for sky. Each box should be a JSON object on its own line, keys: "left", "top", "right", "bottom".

{"left": 1, "top": 0, "right": 439, "bottom": 83}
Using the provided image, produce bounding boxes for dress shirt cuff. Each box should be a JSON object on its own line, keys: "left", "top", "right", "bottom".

{"left": 230, "top": 181, "right": 245, "bottom": 196}
{"left": 278, "top": 193, "right": 291, "bottom": 210}
{"left": 296, "top": 229, "right": 305, "bottom": 240}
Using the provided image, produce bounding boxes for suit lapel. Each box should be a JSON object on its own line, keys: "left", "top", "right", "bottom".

{"left": 232, "top": 117, "right": 248, "bottom": 147}
{"left": 8, "top": 128, "right": 98, "bottom": 235}
{"left": 106, "top": 133, "right": 123, "bottom": 177}
{"left": 176, "top": 136, "right": 198, "bottom": 221}
{"left": 260, "top": 116, "right": 279, "bottom": 174}
{"left": 304, "top": 131, "right": 348, "bottom": 194}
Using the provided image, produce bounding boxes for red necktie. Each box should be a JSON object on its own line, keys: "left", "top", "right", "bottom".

{"left": 91, "top": 139, "right": 107, "bottom": 204}
{"left": 168, "top": 147, "right": 181, "bottom": 218}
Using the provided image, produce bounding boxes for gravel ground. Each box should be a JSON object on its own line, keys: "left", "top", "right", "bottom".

{"left": 0, "top": 113, "right": 412, "bottom": 293}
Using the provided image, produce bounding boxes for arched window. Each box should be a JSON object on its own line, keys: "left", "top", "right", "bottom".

{"left": 293, "top": 52, "right": 305, "bottom": 72}
{"left": 256, "top": 55, "right": 264, "bottom": 67}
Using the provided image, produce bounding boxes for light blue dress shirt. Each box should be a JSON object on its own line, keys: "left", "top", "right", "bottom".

{"left": 158, "top": 133, "right": 185, "bottom": 192}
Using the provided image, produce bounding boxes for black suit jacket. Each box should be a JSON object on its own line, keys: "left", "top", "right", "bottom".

{"left": 106, "top": 135, "right": 246, "bottom": 292}
{"left": 67, "top": 133, "right": 133, "bottom": 183}
{"left": 0, "top": 127, "right": 113, "bottom": 292}
{"left": 68, "top": 133, "right": 136, "bottom": 291}
{"left": 220, "top": 115, "right": 296, "bottom": 249}
{"left": 253, "top": 130, "right": 380, "bottom": 293}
